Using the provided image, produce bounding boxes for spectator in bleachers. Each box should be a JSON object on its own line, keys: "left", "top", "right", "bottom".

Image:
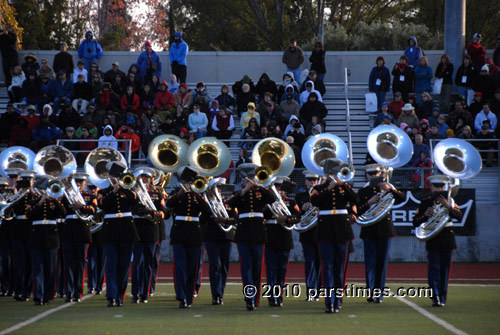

{"left": 52, "top": 71, "right": 74, "bottom": 112}
{"left": 96, "top": 82, "right": 120, "bottom": 109}
{"left": 382, "top": 114, "right": 393, "bottom": 125}
{"left": 411, "top": 151, "right": 432, "bottom": 187}
{"left": 447, "top": 100, "right": 473, "bottom": 130}
{"left": 39, "top": 59, "right": 56, "bottom": 81}
{"left": 57, "top": 103, "right": 81, "bottom": 132}
{"left": 31, "top": 114, "right": 62, "bottom": 151}
{"left": 21, "top": 105, "right": 40, "bottom": 131}
{"left": 76, "top": 120, "right": 98, "bottom": 139}
{"left": 215, "top": 84, "right": 235, "bottom": 112}
{"left": 417, "top": 92, "right": 434, "bottom": 120}
{"left": 455, "top": 55, "right": 478, "bottom": 99}
{"left": 267, "top": 119, "right": 283, "bottom": 138}
{"left": 389, "top": 92, "right": 404, "bottom": 119}
{"left": 81, "top": 103, "right": 103, "bottom": 128}
{"left": 187, "top": 131, "right": 197, "bottom": 145}
{"left": 414, "top": 56, "right": 432, "bottom": 105}
{"left": 169, "top": 31, "right": 188, "bottom": 84}
{"left": 289, "top": 122, "right": 306, "bottom": 148}
{"left": 168, "top": 74, "right": 179, "bottom": 94}
{"left": 192, "top": 95, "right": 210, "bottom": 120}
{"left": 21, "top": 54, "right": 39, "bottom": 77}
{"left": 0, "top": 24, "right": 18, "bottom": 87}
{"left": 474, "top": 102, "right": 497, "bottom": 134}
{"left": 76, "top": 125, "right": 96, "bottom": 167}
{"left": 282, "top": 38, "right": 304, "bottom": 87}
{"left": 410, "top": 134, "right": 429, "bottom": 165}
{"left": 141, "top": 105, "right": 162, "bottom": 132}
{"left": 72, "top": 73, "right": 93, "bottom": 115}
{"left": 123, "top": 107, "right": 138, "bottom": 128}
{"left": 159, "top": 115, "right": 179, "bottom": 136}
{"left": 191, "top": 81, "right": 212, "bottom": 106}
{"left": 103, "top": 106, "right": 121, "bottom": 131}
{"left": 73, "top": 60, "right": 88, "bottom": 83}
{"left": 39, "top": 73, "right": 53, "bottom": 107}
{"left": 173, "top": 104, "right": 188, "bottom": 129}
{"left": 427, "top": 108, "right": 440, "bottom": 128}
{"left": 368, "top": 56, "right": 391, "bottom": 111}
{"left": 117, "top": 125, "right": 141, "bottom": 158}
{"left": 155, "top": 81, "right": 175, "bottom": 122}
{"left": 299, "top": 81, "right": 322, "bottom": 107}
{"left": 277, "top": 72, "right": 299, "bottom": 102}
{"left": 475, "top": 123, "right": 496, "bottom": 166}
{"left": 286, "top": 136, "right": 303, "bottom": 168}
{"left": 0, "top": 104, "right": 20, "bottom": 142}
{"left": 280, "top": 88, "right": 300, "bottom": 120}
{"left": 212, "top": 105, "right": 235, "bottom": 140}
{"left": 188, "top": 103, "right": 208, "bottom": 139}
{"left": 208, "top": 99, "right": 220, "bottom": 125}
{"left": 398, "top": 103, "right": 419, "bottom": 129}
{"left": 174, "top": 83, "right": 193, "bottom": 108}
{"left": 304, "top": 115, "right": 323, "bottom": 137}
{"left": 22, "top": 72, "right": 42, "bottom": 109}
{"left": 179, "top": 127, "right": 189, "bottom": 144}
{"left": 90, "top": 72, "right": 103, "bottom": 101}
{"left": 78, "top": 30, "right": 102, "bottom": 70}
{"left": 53, "top": 42, "right": 74, "bottom": 78}
{"left": 466, "top": 33, "right": 486, "bottom": 67}
{"left": 89, "top": 62, "right": 104, "bottom": 84}
{"left": 121, "top": 85, "right": 140, "bottom": 113}
{"left": 280, "top": 84, "right": 299, "bottom": 104}
{"left": 420, "top": 118, "right": 430, "bottom": 136}
{"left": 260, "top": 125, "right": 269, "bottom": 139}
{"left": 437, "top": 115, "right": 449, "bottom": 136}
{"left": 137, "top": 40, "right": 162, "bottom": 85}
{"left": 104, "top": 61, "right": 126, "bottom": 83}
{"left": 407, "top": 93, "right": 419, "bottom": 111}
{"left": 232, "top": 74, "right": 255, "bottom": 97}
{"left": 373, "top": 102, "right": 393, "bottom": 127}
{"left": 125, "top": 70, "right": 143, "bottom": 96}
{"left": 62, "top": 126, "right": 80, "bottom": 153}
{"left": 261, "top": 101, "right": 285, "bottom": 130}
{"left": 241, "top": 118, "right": 260, "bottom": 149}
{"left": 255, "top": 73, "right": 278, "bottom": 102}
{"left": 240, "top": 102, "right": 260, "bottom": 130}
{"left": 445, "top": 129, "right": 455, "bottom": 138}
{"left": 256, "top": 92, "right": 275, "bottom": 115}
{"left": 139, "top": 83, "right": 155, "bottom": 113}
{"left": 300, "top": 70, "right": 326, "bottom": 97}
{"left": 9, "top": 118, "right": 32, "bottom": 147}
{"left": 283, "top": 114, "right": 304, "bottom": 138}
{"left": 236, "top": 83, "right": 256, "bottom": 116}
{"left": 435, "top": 54, "right": 454, "bottom": 113}
{"left": 299, "top": 91, "right": 327, "bottom": 126}
{"left": 490, "top": 88, "right": 500, "bottom": 116}
{"left": 7, "top": 65, "right": 25, "bottom": 102}
{"left": 309, "top": 41, "right": 327, "bottom": 81}
{"left": 403, "top": 36, "right": 423, "bottom": 68}
{"left": 469, "top": 91, "right": 483, "bottom": 117}
{"left": 472, "top": 65, "right": 496, "bottom": 102}
{"left": 458, "top": 125, "right": 474, "bottom": 140}
{"left": 141, "top": 121, "right": 163, "bottom": 156}
{"left": 111, "top": 72, "right": 126, "bottom": 97}
{"left": 234, "top": 148, "right": 250, "bottom": 184}
{"left": 391, "top": 55, "right": 414, "bottom": 102}
{"left": 41, "top": 103, "right": 58, "bottom": 124}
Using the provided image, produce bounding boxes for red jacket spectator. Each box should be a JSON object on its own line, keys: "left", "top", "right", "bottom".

{"left": 466, "top": 40, "right": 486, "bottom": 65}
{"left": 390, "top": 100, "right": 405, "bottom": 120}
{"left": 9, "top": 118, "right": 33, "bottom": 147}
{"left": 155, "top": 81, "right": 175, "bottom": 110}
{"left": 20, "top": 109, "right": 40, "bottom": 131}
{"left": 121, "top": 87, "right": 140, "bottom": 112}
{"left": 116, "top": 126, "right": 141, "bottom": 153}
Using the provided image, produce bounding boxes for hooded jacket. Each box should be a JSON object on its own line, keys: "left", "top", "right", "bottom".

{"left": 403, "top": 36, "right": 423, "bottom": 68}
{"left": 98, "top": 125, "right": 118, "bottom": 149}
{"left": 169, "top": 32, "right": 188, "bottom": 66}
{"left": 155, "top": 81, "right": 175, "bottom": 110}
{"left": 137, "top": 47, "right": 162, "bottom": 79}
{"left": 174, "top": 83, "right": 193, "bottom": 107}
{"left": 283, "top": 115, "right": 304, "bottom": 138}
{"left": 299, "top": 81, "right": 323, "bottom": 107}
{"left": 254, "top": 73, "right": 278, "bottom": 99}
{"left": 78, "top": 30, "right": 103, "bottom": 61}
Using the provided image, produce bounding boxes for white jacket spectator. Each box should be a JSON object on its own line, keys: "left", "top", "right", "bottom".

{"left": 98, "top": 125, "right": 118, "bottom": 149}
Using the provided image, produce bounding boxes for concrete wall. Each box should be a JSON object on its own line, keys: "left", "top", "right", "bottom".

{"left": 4, "top": 49, "right": 492, "bottom": 84}
{"left": 157, "top": 203, "right": 500, "bottom": 263}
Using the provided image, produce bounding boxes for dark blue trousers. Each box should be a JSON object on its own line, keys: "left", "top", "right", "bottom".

{"left": 265, "top": 247, "right": 290, "bottom": 304}
{"left": 237, "top": 243, "right": 264, "bottom": 305}
{"left": 31, "top": 248, "right": 57, "bottom": 302}
{"left": 132, "top": 241, "right": 156, "bottom": 299}
{"left": 104, "top": 242, "right": 134, "bottom": 303}
{"left": 428, "top": 250, "right": 453, "bottom": 305}
{"left": 87, "top": 243, "right": 105, "bottom": 293}
{"left": 62, "top": 242, "right": 88, "bottom": 299}
{"left": 301, "top": 241, "right": 322, "bottom": 292}
{"left": 55, "top": 248, "right": 64, "bottom": 296}
{"left": 150, "top": 242, "right": 161, "bottom": 295}
{"left": 205, "top": 240, "right": 231, "bottom": 300}
{"left": 319, "top": 241, "right": 348, "bottom": 309}
{"left": 172, "top": 244, "right": 200, "bottom": 305}
{"left": 12, "top": 239, "right": 32, "bottom": 298}
{"left": 363, "top": 238, "right": 391, "bottom": 301}
{"left": 195, "top": 244, "right": 205, "bottom": 294}
{"left": 0, "top": 236, "right": 13, "bottom": 294}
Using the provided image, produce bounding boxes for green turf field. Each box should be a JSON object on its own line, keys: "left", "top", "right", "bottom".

{"left": 0, "top": 283, "right": 498, "bottom": 335}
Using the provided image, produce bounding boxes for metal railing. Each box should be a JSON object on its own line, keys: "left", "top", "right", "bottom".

{"left": 56, "top": 138, "right": 133, "bottom": 167}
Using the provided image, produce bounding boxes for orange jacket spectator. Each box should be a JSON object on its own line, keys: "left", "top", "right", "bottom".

{"left": 174, "top": 83, "right": 192, "bottom": 107}
{"left": 116, "top": 126, "right": 141, "bottom": 153}
{"left": 155, "top": 81, "right": 175, "bottom": 110}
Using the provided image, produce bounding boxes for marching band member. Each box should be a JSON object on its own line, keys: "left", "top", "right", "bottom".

{"left": 228, "top": 163, "right": 275, "bottom": 311}
{"left": 98, "top": 162, "right": 139, "bottom": 307}
{"left": 166, "top": 166, "right": 211, "bottom": 308}
{"left": 131, "top": 167, "right": 167, "bottom": 304}
{"left": 357, "top": 164, "right": 404, "bottom": 303}
{"left": 264, "top": 177, "right": 299, "bottom": 307}
{"left": 11, "top": 171, "right": 39, "bottom": 302}
{"left": 310, "top": 158, "right": 358, "bottom": 313}
{"left": 27, "top": 181, "right": 67, "bottom": 305}
{"left": 203, "top": 184, "right": 235, "bottom": 305}
{"left": 413, "top": 175, "right": 462, "bottom": 307}
{"left": 86, "top": 180, "right": 105, "bottom": 295}
{"left": 60, "top": 173, "right": 96, "bottom": 302}
{"left": 295, "top": 170, "right": 321, "bottom": 301}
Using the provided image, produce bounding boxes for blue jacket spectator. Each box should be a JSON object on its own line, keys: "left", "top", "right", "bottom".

{"left": 411, "top": 134, "right": 430, "bottom": 164}
{"left": 169, "top": 31, "right": 189, "bottom": 83}
{"left": 368, "top": 56, "right": 391, "bottom": 110}
{"left": 414, "top": 57, "right": 433, "bottom": 98}
{"left": 403, "top": 36, "right": 423, "bottom": 68}
{"left": 51, "top": 71, "right": 74, "bottom": 111}
{"left": 136, "top": 41, "right": 162, "bottom": 85}
{"left": 32, "top": 116, "right": 62, "bottom": 150}
{"left": 77, "top": 30, "right": 103, "bottom": 70}
{"left": 188, "top": 103, "right": 208, "bottom": 139}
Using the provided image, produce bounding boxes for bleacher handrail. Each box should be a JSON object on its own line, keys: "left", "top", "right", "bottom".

{"left": 56, "top": 138, "right": 133, "bottom": 167}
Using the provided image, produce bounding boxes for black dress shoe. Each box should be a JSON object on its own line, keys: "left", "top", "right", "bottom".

{"left": 246, "top": 300, "right": 256, "bottom": 311}
{"left": 72, "top": 298, "right": 81, "bottom": 303}
{"left": 432, "top": 296, "right": 442, "bottom": 307}
{"left": 218, "top": 297, "right": 224, "bottom": 305}
{"left": 374, "top": 298, "right": 382, "bottom": 304}
{"left": 65, "top": 297, "right": 71, "bottom": 303}
{"left": 212, "top": 298, "right": 218, "bottom": 305}
{"left": 43, "top": 300, "right": 49, "bottom": 305}
{"left": 325, "top": 303, "right": 334, "bottom": 313}
{"left": 34, "top": 299, "right": 42, "bottom": 306}
{"left": 179, "top": 300, "right": 188, "bottom": 309}
{"left": 116, "top": 300, "right": 123, "bottom": 307}
{"left": 131, "top": 296, "right": 139, "bottom": 304}
{"left": 367, "top": 297, "right": 374, "bottom": 303}
{"left": 107, "top": 299, "right": 115, "bottom": 307}
{"left": 140, "top": 297, "right": 148, "bottom": 303}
